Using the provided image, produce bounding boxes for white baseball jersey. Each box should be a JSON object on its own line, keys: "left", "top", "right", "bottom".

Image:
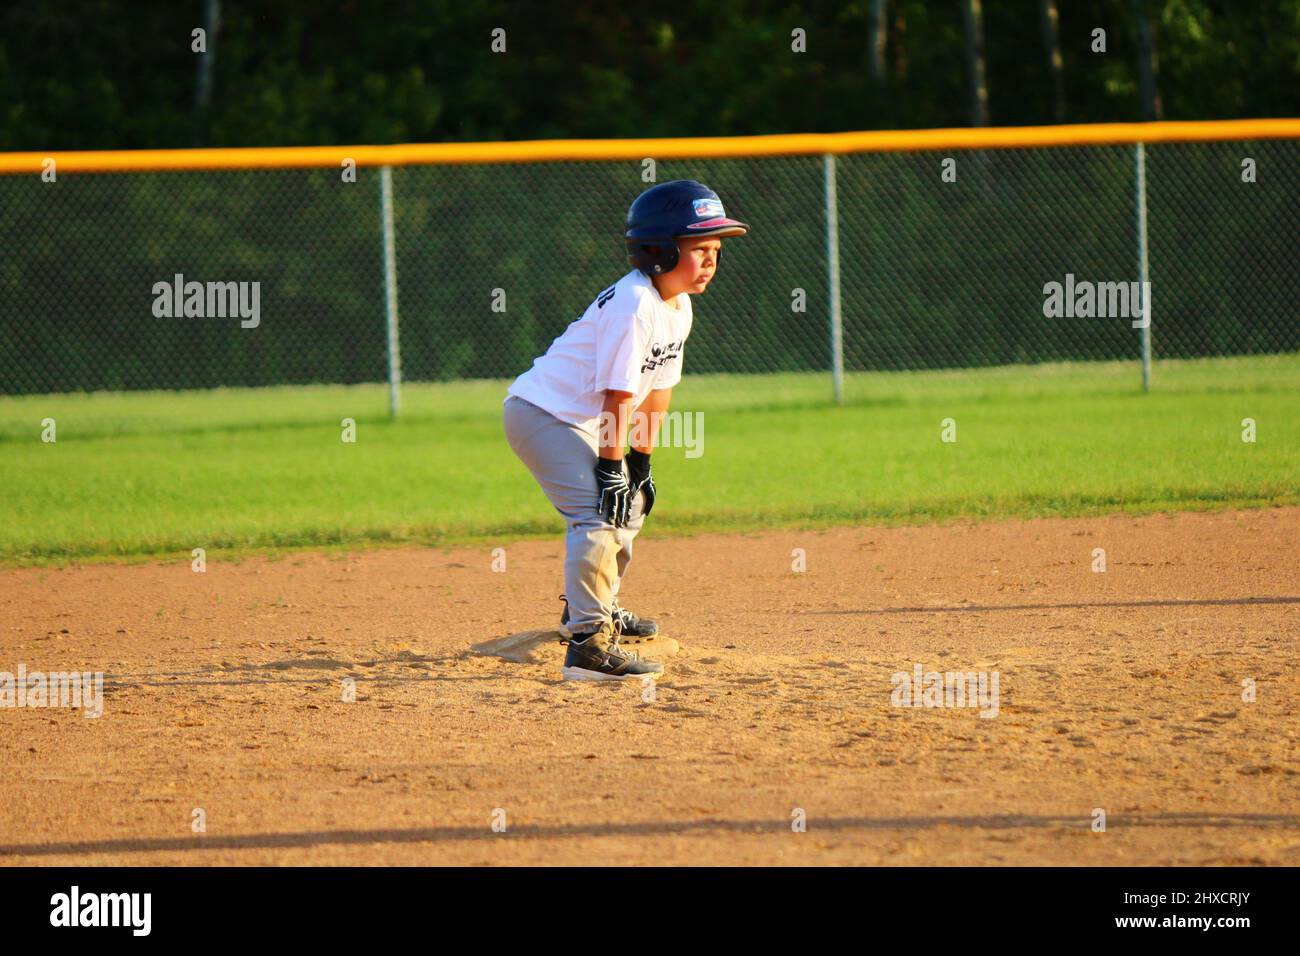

{"left": 505, "top": 269, "right": 692, "bottom": 433}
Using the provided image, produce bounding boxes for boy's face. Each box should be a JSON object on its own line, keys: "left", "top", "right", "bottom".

{"left": 668, "top": 236, "right": 722, "bottom": 294}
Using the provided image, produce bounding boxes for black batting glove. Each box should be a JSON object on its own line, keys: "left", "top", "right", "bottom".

{"left": 595, "top": 456, "right": 632, "bottom": 528}
{"left": 625, "top": 448, "right": 656, "bottom": 518}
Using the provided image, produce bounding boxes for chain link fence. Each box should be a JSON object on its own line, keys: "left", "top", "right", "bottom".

{"left": 1, "top": 136, "right": 1295, "bottom": 400}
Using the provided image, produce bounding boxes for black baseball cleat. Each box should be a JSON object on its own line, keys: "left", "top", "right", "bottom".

{"left": 560, "top": 594, "right": 659, "bottom": 641}
{"left": 561, "top": 625, "right": 664, "bottom": 682}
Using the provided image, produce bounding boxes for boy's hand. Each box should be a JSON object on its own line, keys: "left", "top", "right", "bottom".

{"left": 625, "top": 449, "right": 655, "bottom": 518}
{"left": 595, "top": 457, "right": 633, "bottom": 527}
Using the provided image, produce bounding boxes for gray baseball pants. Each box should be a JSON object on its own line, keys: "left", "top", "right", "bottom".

{"left": 502, "top": 395, "right": 646, "bottom": 633}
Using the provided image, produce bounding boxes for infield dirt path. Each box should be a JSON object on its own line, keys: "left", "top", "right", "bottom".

{"left": 2, "top": 508, "right": 1297, "bottom": 866}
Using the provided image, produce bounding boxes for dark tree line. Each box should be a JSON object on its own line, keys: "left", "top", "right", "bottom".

{"left": 1, "top": 1, "right": 1296, "bottom": 151}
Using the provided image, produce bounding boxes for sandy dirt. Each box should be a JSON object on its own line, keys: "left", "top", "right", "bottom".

{"left": 1, "top": 508, "right": 1297, "bottom": 866}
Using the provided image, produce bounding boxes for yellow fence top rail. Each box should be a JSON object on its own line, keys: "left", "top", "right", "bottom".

{"left": 2, "top": 118, "right": 1297, "bottom": 175}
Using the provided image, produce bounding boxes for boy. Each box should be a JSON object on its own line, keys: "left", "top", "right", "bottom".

{"left": 502, "top": 180, "right": 749, "bottom": 681}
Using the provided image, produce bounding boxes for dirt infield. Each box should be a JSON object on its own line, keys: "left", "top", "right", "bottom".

{"left": 1, "top": 508, "right": 1297, "bottom": 866}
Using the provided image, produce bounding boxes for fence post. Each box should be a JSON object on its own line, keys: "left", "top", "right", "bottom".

{"left": 379, "top": 164, "right": 402, "bottom": 418}
{"left": 824, "top": 153, "right": 844, "bottom": 404}
{"left": 1135, "top": 143, "right": 1152, "bottom": 392}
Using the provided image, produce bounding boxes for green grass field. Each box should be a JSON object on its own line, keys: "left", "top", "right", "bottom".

{"left": 1, "top": 355, "right": 1296, "bottom": 564}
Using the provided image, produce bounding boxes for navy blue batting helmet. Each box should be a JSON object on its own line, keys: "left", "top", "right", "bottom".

{"left": 625, "top": 180, "right": 749, "bottom": 276}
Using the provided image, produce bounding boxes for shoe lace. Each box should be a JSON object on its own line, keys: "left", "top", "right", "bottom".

{"left": 604, "top": 621, "right": 644, "bottom": 662}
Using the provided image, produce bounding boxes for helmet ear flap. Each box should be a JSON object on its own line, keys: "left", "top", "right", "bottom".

{"left": 654, "top": 240, "right": 680, "bottom": 274}
{"left": 626, "top": 238, "right": 679, "bottom": 277}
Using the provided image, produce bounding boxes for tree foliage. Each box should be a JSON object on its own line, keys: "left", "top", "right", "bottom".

{"left": 1, "top": 1, "right": 1296, "bottom": 151}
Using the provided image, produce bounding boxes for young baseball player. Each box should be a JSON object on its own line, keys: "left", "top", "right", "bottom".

{"left": 503, "top": 180, "right": 748, "bottom": 681}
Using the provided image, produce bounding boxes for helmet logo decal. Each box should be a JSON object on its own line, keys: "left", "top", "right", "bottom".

{"left": 693, "top": 197, "right": 725, "bottom": 218}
